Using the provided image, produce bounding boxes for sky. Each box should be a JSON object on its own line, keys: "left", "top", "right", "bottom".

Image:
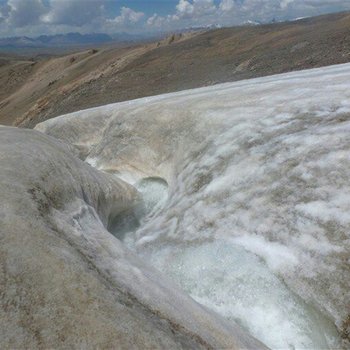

{"left": 0, "top": 0, "right": 350, "bottom": 37}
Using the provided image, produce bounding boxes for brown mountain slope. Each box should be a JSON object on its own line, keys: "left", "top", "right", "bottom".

{"left": 1, "top": 11, "right": 350, "bottom": 128}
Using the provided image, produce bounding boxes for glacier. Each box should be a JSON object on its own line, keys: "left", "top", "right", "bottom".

{"left": 0, "top": 127, "right": 262, "bottom": 349}
{"left": 1, "top": 63, "right": 350, "bottom": 349}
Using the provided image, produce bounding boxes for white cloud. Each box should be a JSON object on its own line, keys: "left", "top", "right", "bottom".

{"left": 219, "top": 0, "right": 235, "bottom": 12}
{"left": 42, "top": 0, "right": 105, "bottom": 26}
{"left": 280, "top": 0, "right": 294, "bottom": 10}
{"left": 176, "top": 0, "right": 194, "bottom": 18}
{"left": 5, "top": 0, "right": 47, "bottom": 27}
{"left": 147, "top": 12, "right": 180, "bottom": 29}
{"left": 146, "top": 0, "right": 217, "bottom": 30}
{"left": 147, "top": 13, "right": 165, "bottom": 27}
{"left": 176, "top": 0, "right": 216, "bottom": 19}
{"left": 108, "top": 7, "right": 144, "bottom": 25}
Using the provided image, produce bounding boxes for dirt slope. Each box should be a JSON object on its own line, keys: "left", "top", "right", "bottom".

{"left": 1, "top": 11, "right": 350, "bottom": 128}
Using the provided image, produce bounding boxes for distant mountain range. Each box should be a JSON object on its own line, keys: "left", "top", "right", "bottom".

{"left": 0, "top": 32, "right": 149, "bottom": 48}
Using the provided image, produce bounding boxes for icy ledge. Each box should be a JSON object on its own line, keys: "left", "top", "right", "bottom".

{"left": 35, "top": 63, "right": 350, "bottom": 349}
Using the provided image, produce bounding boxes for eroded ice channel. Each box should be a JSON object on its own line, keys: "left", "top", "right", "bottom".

{"left": 37, "top": 63, "right": 350, "bottom": 349}
{"left": 109, "top": 177, "right": 168, "bottom": 241}
{"left": 112, "top": 177, "right": 340, "bottom": 350}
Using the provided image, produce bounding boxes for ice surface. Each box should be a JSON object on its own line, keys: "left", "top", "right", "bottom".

{"left": 140, "top": 240, "right": 339, "bottom": 349}
{"left": 37, "top": 63, "right": 350, "bottom": 349}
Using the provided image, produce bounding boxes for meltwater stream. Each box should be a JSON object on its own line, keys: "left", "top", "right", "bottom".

{"left": 110, "top": 176, "right": 340, "bottom": 350}
{"left": 109, "top": 177, "right": 169, "bottom": 241}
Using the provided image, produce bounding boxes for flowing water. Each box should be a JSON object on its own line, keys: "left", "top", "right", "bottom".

{"left": 116, "top": 174, "right": 341, "bottom": 349}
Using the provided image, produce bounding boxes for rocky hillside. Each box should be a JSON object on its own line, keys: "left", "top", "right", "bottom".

{"left": 0, "top": 11, "right": 350, "bottom": 127}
